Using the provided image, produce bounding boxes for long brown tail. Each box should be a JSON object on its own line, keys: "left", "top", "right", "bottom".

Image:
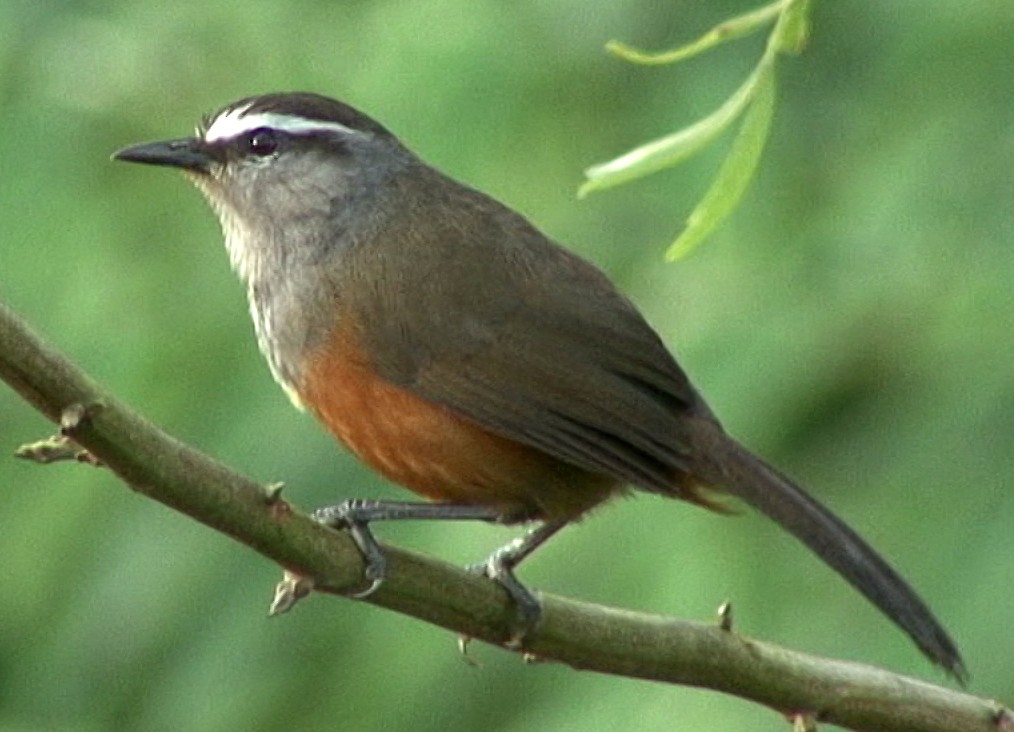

{"left": 704, "top": 432, "right": 965, "bottom": 681}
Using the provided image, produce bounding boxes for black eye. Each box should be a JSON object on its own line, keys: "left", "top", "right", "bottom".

{"left": 245, "top": 127, "right": 279, "bottom": 156}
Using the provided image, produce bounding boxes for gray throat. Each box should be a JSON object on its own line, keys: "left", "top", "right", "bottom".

{"left": 225, "top": 224, "right": 334, "bottom": 411}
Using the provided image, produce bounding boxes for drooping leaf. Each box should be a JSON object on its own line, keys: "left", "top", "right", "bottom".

{"left": 667, "top": 64, "right": 776, "bottom": 260}
{"left": 579, "top": 68, "right": 761, "bottom": 197}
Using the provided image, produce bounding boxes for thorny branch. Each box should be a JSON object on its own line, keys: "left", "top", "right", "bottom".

{"left": 1, "top": 300, "right": 1009, "bottom": 732}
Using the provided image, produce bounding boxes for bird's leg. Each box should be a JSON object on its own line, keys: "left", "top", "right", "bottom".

{"left": 468, "top": 520, "right": 567, "bottom": 648}
{"left": 312, "top": 500, "right": 566, "bottom": 647}
{"left": 312, "top": 500, "right": 501, "bottom": 596}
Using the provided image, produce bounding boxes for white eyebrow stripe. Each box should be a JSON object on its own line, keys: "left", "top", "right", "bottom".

{"left": 203, "top": 110, "right": 361, "bottom": 143}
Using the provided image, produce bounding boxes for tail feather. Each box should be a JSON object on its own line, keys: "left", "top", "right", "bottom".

{"left": 706, "top": 433, "right": 965, "bottom": 681}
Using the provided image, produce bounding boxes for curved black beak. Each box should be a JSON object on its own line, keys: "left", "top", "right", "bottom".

{"left": 112, "top": 137, "right": 212, "bottom": 172}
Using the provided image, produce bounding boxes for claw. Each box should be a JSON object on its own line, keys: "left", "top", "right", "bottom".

{"left": 347, "top": 576, "right": 384, "bottom": 599}
{"left": 469, "top": 544, "right": 543, "bottom": 649}
{"left": 312, "top": 503, "right": 389, "bottom": 597}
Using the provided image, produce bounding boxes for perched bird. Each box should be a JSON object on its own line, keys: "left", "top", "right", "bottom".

{"left": 115, "top": 92, "right": 964, "bottom": 679}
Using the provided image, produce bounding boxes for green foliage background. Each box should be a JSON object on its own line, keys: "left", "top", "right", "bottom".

{"left": 2, "top": 2, "right": 1011, "bottom": 729}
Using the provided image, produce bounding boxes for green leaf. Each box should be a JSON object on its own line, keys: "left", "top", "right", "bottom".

{"left": 579, "top": 67, "right": 763, "bottom": 197}
{"left": 666, "top": 65, "right": 776, "bottom": 260}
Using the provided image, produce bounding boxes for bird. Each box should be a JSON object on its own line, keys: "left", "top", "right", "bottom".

{"left": 113, "top": 91, "right": 964, "bottom": 680}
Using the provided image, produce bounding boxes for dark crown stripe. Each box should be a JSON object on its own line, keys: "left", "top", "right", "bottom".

{"left": 199, "top": 92, "right": 390, "bottom": 139}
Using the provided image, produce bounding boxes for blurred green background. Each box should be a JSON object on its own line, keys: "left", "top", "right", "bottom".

{"left": 2, "top": 1, "right": 1012, "bottom": 730}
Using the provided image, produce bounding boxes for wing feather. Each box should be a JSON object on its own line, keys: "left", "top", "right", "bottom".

{"left": 345, "top": 174, "right": 708, "bottom": 493}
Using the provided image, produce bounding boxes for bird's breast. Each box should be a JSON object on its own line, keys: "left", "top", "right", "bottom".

{"left": 296, "top": 319, "right": 623, "bottom": 522}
